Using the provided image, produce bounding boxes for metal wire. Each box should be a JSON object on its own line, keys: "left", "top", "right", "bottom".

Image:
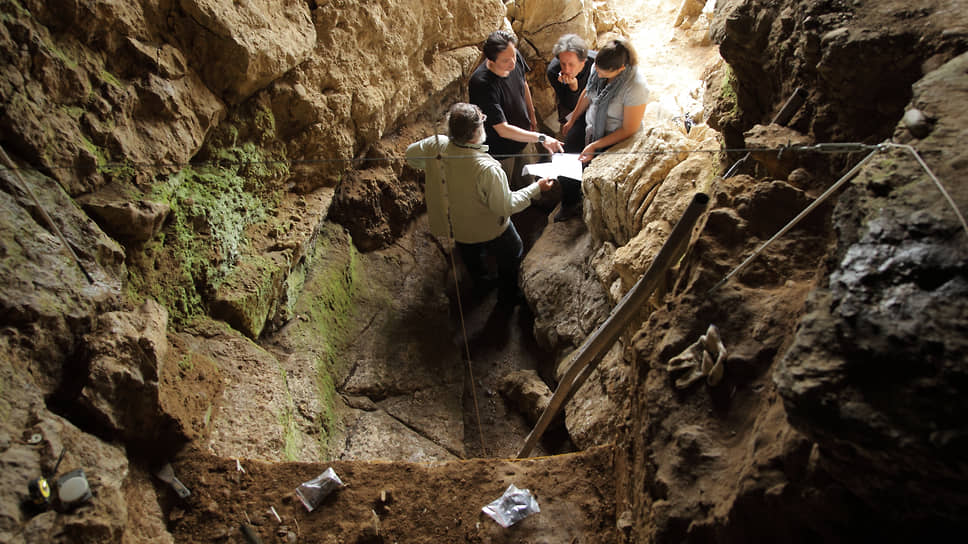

{"left": 707, "top": 140, "right": 967, "bottom": 294}
{"left": 429, "top": 126, "right": 488, "bottom": 458}
{"left": 0, "top": 144, "right": 876, "bottom": 175}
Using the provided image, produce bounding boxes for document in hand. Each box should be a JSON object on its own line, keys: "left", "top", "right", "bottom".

{"left": 521, "top": 153, "right": 582, "bottom": 180}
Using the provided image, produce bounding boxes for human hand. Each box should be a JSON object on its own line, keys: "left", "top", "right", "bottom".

{"left": 579, "top": 142, "right": 598, "bottom": 163}
{"left": 541, "top": 136, "right": 564, "bottom": 154}
{"left": 538, "top": 177, "right": 555, "bottom": 192}
{"left": 558, "top": 72, "right": 578, "bottom": 91}
{"left": 562, "top": 118, "right": 574, "bottom": 137}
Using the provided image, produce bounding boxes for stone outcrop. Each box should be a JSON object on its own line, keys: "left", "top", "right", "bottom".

{"left": 615, "top": 2, "right": 968, "bottom": 542}
{"left": 287, "top": 1, "right": 505, "bottom": 192}
{"left": 775, "top": 51, "right": 968, "bottom": 523}
{"left": 0, "top": 165, "right": 125, "bottom": 392}
{"left": 169, "top": 0, "right": 316, "bottom": 105}
{"left": 583, "top": 117, "right": 721, "bottom": 297}
{"left": 78, "top": 189, "right": 170, "bottom": 244}
{"left": 78, "top": 299, "right": 177, "bottom": 446}
{"left": 0, "top": 361, "right": 138, "bottom": 544}
{"left": 709, "top": 0, "right": 968, "bottom": 151}
{"left": 1, "top": 0, "right": 226, "bottom": 194}
{"left": 508, "top": 0, "right": 596, "bottom": 58}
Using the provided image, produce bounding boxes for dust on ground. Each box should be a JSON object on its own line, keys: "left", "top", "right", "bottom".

{"left": 167, "top": 445, "right": 617, "bottom": 543}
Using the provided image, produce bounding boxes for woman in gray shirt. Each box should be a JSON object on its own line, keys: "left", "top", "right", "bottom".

{"left": 562, "top": 37, "right": 650, "bottom": 163}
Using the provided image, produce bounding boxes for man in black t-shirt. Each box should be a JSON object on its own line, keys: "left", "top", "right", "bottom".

{"left": 469, "top": 30, "right": 562, "bottom": 189}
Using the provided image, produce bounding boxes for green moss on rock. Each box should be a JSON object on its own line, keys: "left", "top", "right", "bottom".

{"left": 128, "top": 153, "right": 275, "bottom": 325}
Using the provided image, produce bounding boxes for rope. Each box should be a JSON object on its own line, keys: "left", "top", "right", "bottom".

{"left": 430, "top": 124, "right": 488, "bottom": 458}
{"left": 0, "top": 144, "right": 886, "bottom": 174}
{"left": 0, "top": 145, "right": 95, "bottom": 284}
{"left": 708, "top": 139, "right": 967, "bottom": 293}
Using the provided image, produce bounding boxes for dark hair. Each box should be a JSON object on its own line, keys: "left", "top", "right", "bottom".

{"left": 447, "top": 102, "right": 484, "bottom": 144}
{"left": 483, "top": 30, "right": 518, "bottom": 62}
{"left": 595, "top": 37, "right": 637, "bottom": 71}
{"left": 552, "top": 34, "right": 589, "bottom": 61}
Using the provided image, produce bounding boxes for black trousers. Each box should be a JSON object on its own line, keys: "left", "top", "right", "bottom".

{"left": 457, "top": 222, "right": 523, "bottom": 296}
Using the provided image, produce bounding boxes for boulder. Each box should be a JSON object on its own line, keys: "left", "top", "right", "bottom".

{"left": 499, "top": 369, "right": 554, "bottom": 425}
{"left": 79, "top": 299, "right": 180, "bottom": 446}
{"left": 78, "top": 188, "right": 170, "bottom": 244}
{"left": 521, "top": 217, "right": 610, "bottom": 356}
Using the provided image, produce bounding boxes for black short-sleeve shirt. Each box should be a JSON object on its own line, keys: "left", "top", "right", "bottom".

{"left": 546, "top": 50, "right": 596, "bottom": 123}
{"left": 469, "top": 50, "right": 532, "bottom": 157}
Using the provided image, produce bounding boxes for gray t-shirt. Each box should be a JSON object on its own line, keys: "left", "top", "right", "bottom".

{"left": 586, "top": 68, "right": 650, "bottom": 142}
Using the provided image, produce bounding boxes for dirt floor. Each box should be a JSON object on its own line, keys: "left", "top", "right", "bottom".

{"left": 166, "top": 445, "right": 617, "bottom": 543}
{"left": 454, "top": 205, "right": 574, "bottom": 459}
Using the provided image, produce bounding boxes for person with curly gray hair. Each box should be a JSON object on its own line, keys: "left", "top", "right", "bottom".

{"left": 406, "top": 102, "right": 554, "bottom": 304}
{"left": 548, "top": 34, "right": 596, "bottom": 154}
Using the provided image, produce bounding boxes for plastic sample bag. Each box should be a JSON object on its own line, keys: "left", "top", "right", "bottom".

{"left": 481, "top": 484, "right": 540, "bottom": 527}
{"left": 296, "top": 467, "right": 344, "bottom": 512}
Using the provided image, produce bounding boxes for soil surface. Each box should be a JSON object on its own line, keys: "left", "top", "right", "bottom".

{"left": 167, "top": 445, "right": 617, "bottom": 543}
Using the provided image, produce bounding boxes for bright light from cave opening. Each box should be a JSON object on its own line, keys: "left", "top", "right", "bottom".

{"left": 616, "top": 0, "right": 722, "bottom": 122}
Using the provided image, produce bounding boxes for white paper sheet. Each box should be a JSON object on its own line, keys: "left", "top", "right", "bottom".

{"left": 521, "top": 153, "right": 582, "bottom": 180}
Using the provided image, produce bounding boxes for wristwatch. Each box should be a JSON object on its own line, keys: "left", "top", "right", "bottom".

{"left": 537, "top": 134, "right": 546, "bottom": 144}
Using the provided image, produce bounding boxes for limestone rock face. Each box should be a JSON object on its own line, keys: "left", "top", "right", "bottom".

{"left": 3, "top": 0, "right": 226, "bottom": 195}
{"left": 510, "top": 0, "right": 596, "bottom": 57}
{"left": 709, "top": 0, "right": 967, "bottom": 151}
{"left": 583, "top": 119, "right": 721, "bottom": 297}
{"left": 507, "top": 0, "right": 607, "bottom": 132}
{"left": 78, "top": 189, "right": 170, "bottom": 244}
{"left": 297, "top": 1, "right": 506, "bottom": 246}
{"left": 170, "top": 0, "right": 316, "bottom": 104}
{"left": 775, "top": 52, "right": 968, "bottom": 522}
{"left": 79, "top": 300, "right": 181, "bottom": 447}
{"left": 286, "top": 1, "right": 505, "bottom": 192}
{"left": 0, "top": 167, "right": 125, "bottom": 392}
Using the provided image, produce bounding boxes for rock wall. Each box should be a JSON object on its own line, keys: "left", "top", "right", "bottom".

{"left": 707, "top": 0, "right": 968, "bottom": 152}
{"left": 775, "top": 51, "right": 968, "bottom": 524}
{"left": 0, "top": 1, "right": 505, "bottom": 541}
{"left": 615, "top": 1, "right": 968, "bottom": 541}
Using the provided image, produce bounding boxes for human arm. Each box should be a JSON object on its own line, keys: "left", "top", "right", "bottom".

{"left": 405, "top": 136, "right": 438, "bottom": 169}
{"left": 578, "top": 102, "right": 646, "bottom": 162}
{"left": 492, "top": 122, "right": 565, "bottom": 154}
{"left": 524, "top": 80, "right": 538, "bottom": 131}
{"left": 480, "top": 163, "right": 544, "bottom": 217}
{"left": 562, "top": 89, "right": 589, "bottom": 137}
